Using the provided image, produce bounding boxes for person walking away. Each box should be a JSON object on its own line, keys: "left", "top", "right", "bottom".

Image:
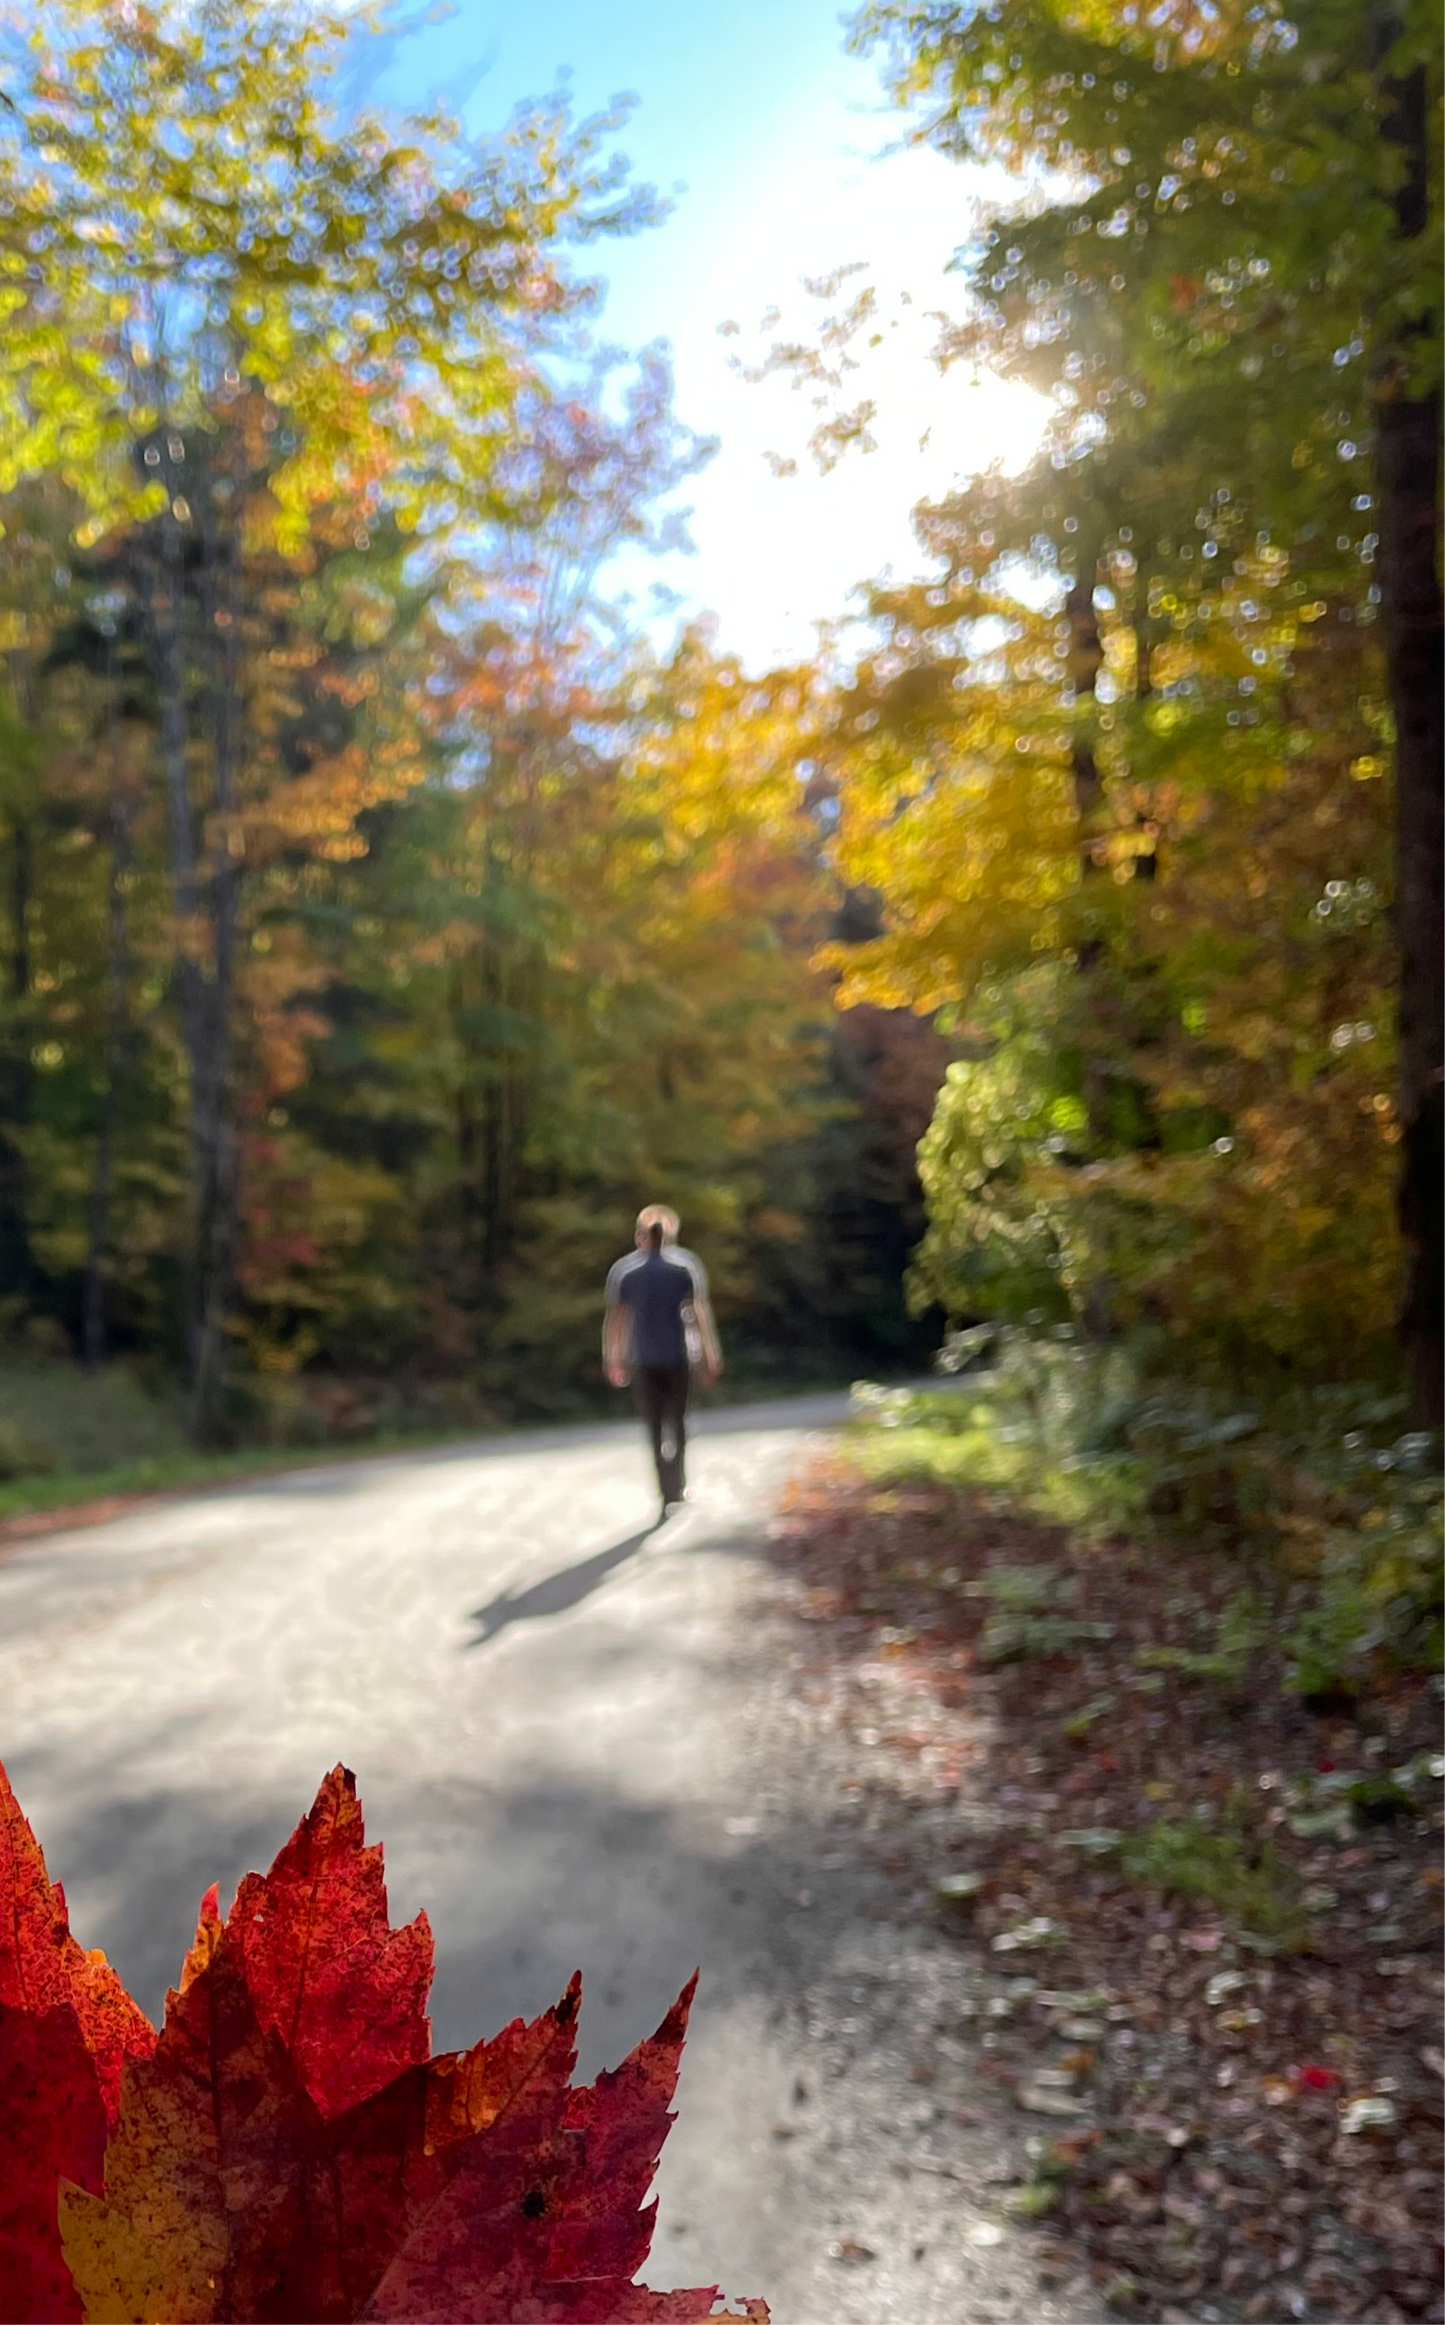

{"left": 603, "top": 1205, "right": 722, "bottom": 1516}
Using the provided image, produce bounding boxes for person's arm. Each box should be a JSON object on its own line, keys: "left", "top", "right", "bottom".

{"left": 679, "top": 1253, "right": 721, "bottom": 1384}
{"left": 691, "top": 1293, "right": 722, "bottom": 1386}
{"left": 603, "top": 1299, "right": 632, "bottom": 1388}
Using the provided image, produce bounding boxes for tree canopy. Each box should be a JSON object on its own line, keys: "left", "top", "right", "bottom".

{"left": 783, "top": 0, "right": 1440, "bottom": 1405}
{"left": 0, "top": 0, "right": 1437, "bottom": 1439}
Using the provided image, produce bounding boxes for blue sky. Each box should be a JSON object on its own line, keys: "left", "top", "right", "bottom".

{"left": 349, "top": 1, "right": 1044, "bottom": 669}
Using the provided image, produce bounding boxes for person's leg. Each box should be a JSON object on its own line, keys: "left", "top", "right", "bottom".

{"left": 634, "top": 1367, "right": 670, "bottom": 1502}
{"left": 660, "top": 1362, "right": 690, "bottom": 1504}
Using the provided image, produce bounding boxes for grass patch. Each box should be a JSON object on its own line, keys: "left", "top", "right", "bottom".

{"left": 0, "top": 1431, "right": 492, "bottom": 1526}
{"left": 851, "top": 1394, "right": 1145, "bottom": 1537}
{"left": 3, "top": 1342, "right": 770, "bottom": 1526}
{"left": 0, "top": 1356, "right": 497, "bottom": 1523}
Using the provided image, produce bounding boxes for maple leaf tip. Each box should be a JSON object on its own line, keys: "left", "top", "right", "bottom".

{"left": 305, "top": 1764, "right": 359, "bottom": 1824}
{"left": 176, "top": 1882, "right": 223, "bottom": 1984}
{"left": 668, "top": 1969, "right": 700, "bottom": 2027}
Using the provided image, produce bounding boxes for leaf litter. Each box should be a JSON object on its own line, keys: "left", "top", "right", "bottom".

{"left": 767, "top": 1457, "right": 1443, "bottom": 2323}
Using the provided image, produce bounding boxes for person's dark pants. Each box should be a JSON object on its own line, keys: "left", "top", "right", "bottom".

{"left": 635, "top": 1362, "right": 690, "bottom": 1506}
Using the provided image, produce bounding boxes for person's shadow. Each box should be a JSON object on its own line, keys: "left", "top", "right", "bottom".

{"left": 462, "top": 1520, "right": 664, "bottom": 1650}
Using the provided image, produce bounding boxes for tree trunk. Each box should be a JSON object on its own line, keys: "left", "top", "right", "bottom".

{"left": 82, "top": 731, "right": 132, "bottom": 1372}
{"left": 478, "top": 847, "right": 509, "bottom": 1276}
{"left": 1066, "top": 563, "right": 1117, "bottom": 1338}
{"left": 148, "top": 501, "right": 209, "bottom": 1378}
{"left": 189, "top": 500, "right": 245, "bottom": 1438}
{"left": 1067, "top": 567, "right": 1105, "bottom": 964}
{"left": 0, "top": 807, "right": 33, "bottom": 1310}
{"left": 1132, "top": 605, "right": 1158, "bottom": 882}
{"left": 144, "top": 413, "right": 251, "bottom": 1439}
{"left": 1371, "top": 26, "right": 1444, "bottom": 1430}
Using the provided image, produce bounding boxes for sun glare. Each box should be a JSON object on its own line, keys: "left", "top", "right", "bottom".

{"left": 654, "top": 139, "right": 1052, "bottom": 670}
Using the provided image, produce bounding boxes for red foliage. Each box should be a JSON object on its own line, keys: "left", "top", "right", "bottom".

{"left": 227, "top": 1768, "right": 433, "bottom": 2122}
{"left": 0, "top": 1761, "right": 766, "bottom": 2325}
{"left": 0, "top": 1766, "right": 155, "bottom": 2322}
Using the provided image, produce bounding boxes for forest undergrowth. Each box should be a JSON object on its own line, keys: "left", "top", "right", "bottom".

{"left": 769, "top": 1337, "right": 1443, "bottom": 2323}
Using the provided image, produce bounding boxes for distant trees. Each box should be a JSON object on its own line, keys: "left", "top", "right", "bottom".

{"left": 4, "top": 0, "right": 1429, "bottom": 1428}
{"left": 0, "top": 0, "right": 665, "bottom": 1424}
{"left": 0, "top": 0, "right": 934, "bottom": 1427}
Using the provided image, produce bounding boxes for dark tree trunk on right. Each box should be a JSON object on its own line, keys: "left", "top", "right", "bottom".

{"left": 1371, "top": 22, "right": 1444, "bottom": 1431}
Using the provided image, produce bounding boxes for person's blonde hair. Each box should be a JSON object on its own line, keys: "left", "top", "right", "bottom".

{"left": 636, "top": 1203, "right": 680, "bottom": 1243}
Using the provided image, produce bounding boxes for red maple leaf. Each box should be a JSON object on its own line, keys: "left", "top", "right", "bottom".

{"left": 0, "top": 1766, "right": 156, "bottom": 2119}
{"left": 226, "top": 1766, "right": 433, "bottom": 2121}
{"left": 544, "top": 1976, "right": 698, "bottom": 2307}
{"left": 0, "top": 1760, "right": 769, "bottom": 2323}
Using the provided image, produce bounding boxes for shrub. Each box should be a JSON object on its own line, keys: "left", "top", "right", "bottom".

{"left": 854, "top": 1333, "right": 1443, "bottom": 1688}
{"left": 0, "top": 1358, "right": 186, "bottom": 1477}
{"left": 1120, "top": 1802, "right": 1308, "bottom": 1951}
{"left": 964, "top": 1563, "right": 1117, "bottom": 1665}
{"left": 0, "top": 1417, "right": 55, "bottom": 1481}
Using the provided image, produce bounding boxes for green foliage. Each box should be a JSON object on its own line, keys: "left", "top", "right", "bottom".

{"left": 1283, "top": 1570, "right": 1389, "bottom": 1707}
{"left": 909, "top": 974, "right": 1079, "bottom": 1328}
{"left": 1060, "top": 1691, "right": 1117, "bottom": 1740}
{"left": 854, "top": 1336, "right": 1151, "bottom": 1537}
{"left": 1004, "top": 2179, "right": 1061, "bottom": 2222}
{"left": 1120, "top": 1803, "right": 1308, "bottom": 1952}
{"left": 797, "top": 0, "right": 1441, "bottom": 1389}
{"left": 1133, "top": 1590, "right": 1265, "bottom": 1687}
{"left": 963, "top": 1559, "right": 1115, "bottom": 1664}
{"left": 0, "top": 1359, "right": 185, "bottom": 1478}
{"left": 854, "top": 1331, "right": 1443, "bottom": 1689}
{"left": 0, "top": 1419, "right": 53, "bottom": 1483}
{"left": 1282, "top": 1488, "right": 1443, "bottom": 1702}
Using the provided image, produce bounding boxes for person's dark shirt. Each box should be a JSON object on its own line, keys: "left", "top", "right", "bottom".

{"left": 605, "top": 1246, "right": 704, "bottom": 1369}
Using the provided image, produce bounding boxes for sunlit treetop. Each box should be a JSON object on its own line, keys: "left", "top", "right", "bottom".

{"left": 824, "top": 0, "right": 1441, "bottom": 640}
{"left": 850, "top": 0, "right": 1440, "bottom": 386}
{"left": 0, "top": 0, "right": 664, "bottom": 547}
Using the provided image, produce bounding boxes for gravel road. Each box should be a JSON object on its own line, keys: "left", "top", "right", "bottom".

{"left": 0, "top": 1395, "right": 1098, "bottom": 2325}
